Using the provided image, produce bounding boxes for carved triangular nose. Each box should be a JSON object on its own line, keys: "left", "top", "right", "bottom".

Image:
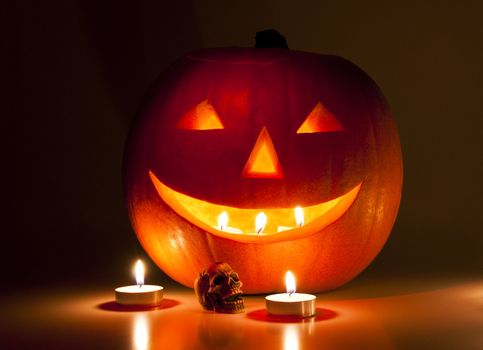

{"left": 242, "top": 127, "right": 283, "bottom": 178}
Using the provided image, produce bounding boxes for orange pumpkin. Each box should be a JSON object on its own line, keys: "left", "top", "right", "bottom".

{"left": 124, "top": 36, "right": 402, "bottom": 293}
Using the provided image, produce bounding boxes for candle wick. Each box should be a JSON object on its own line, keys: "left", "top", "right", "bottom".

{"left": 257, "top": 227, "right": 262, "bottom": 235}
{"left": 289, "top": 291, "right": 294, "bottom": 297}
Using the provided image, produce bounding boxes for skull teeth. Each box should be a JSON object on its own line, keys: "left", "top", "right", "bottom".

{"left": 223, "top": 299, "right": 242, "bottom": 304}
{"left": 216, "top": 290, "right": 245, "bottom": 313}
{"left": 222, "top": 292, "right": 242, "bottom": 302}
{"left": 214, "top": 299, "right": 245, "bottom": 313}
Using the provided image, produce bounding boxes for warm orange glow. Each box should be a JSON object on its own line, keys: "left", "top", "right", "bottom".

{"left": 148, "top": 171, "right": 362, "bottom": 243}
{"left": 242, "top": 127, "right": 283, "bottom": 178}
{"left": 297, "top": 102, "right": 344, "bottom": 133}
{"left": 285, "top": 271, "right": 296, "bottom": 294}
{"left": 177, "top": 100, "right": 224, "bottom": 130}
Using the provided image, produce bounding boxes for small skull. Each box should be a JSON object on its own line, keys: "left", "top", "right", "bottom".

{"left": 194, "top": 262, "right": 244, "bottom": 314}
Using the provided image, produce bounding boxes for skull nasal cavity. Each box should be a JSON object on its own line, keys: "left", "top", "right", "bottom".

{"left": 242, "top": 127, "right": 283, "bottom": 179}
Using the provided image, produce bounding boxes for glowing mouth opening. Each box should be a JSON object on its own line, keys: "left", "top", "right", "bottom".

{"left": 149, "top": 171, "right": 361, "bottom": 243}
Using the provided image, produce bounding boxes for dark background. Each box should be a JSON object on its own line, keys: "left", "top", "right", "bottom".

{"left": 7, "top": 1, "right": 482, "bottom": 292}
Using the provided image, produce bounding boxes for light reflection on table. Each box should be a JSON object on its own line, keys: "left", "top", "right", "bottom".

{"left": 134, "top": 314, "right": 148, "bottom": 350}
{"left": 283, "top": 325, "right": 300, "bottom": 350}
{"left": 1, "top": 277, "right": 482, "bottom": 349}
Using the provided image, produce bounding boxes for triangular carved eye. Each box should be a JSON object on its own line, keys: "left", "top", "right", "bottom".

{"left": 296, "top": 102, "right": 344, "bottom": 133}
{"left": 177, "top": 100, "right": 224, "bottom": 130}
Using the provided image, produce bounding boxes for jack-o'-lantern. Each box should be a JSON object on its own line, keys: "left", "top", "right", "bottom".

{"left": 124, "top": 31, "right": 402, "bottom": 293}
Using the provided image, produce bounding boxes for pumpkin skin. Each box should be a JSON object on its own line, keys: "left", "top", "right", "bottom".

{"left": 124, "top": 48, "right": 402, "bottom": 293}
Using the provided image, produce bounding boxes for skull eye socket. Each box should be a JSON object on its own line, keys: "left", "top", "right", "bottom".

{"left": 213, "top": 275, "right": 224, "bottom": 285}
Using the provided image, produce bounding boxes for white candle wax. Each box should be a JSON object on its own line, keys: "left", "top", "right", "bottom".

{"left": 213, "top": 226, "right": 243, "bottom": 234}
{"left": 223, "top": 227, "right": 243, "bottom": 234}
{"left": 265, "top": 292, "right": 316, "bottom": 317}
{"left": 277, "top": 226, "right": 293, "bottom": 232}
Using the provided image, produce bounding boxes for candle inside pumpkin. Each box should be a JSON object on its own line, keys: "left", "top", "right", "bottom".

{"left": 213, "top": 211, "right": 242, "bottom": 233}
{"left": 256, "top": 212, "right": 267, "bottom": 234}
{"left": 277, "top": 207, "right": 305, "bottom": 232}
{"left": 295, "top": 207, "right": 304, "bottom": 227}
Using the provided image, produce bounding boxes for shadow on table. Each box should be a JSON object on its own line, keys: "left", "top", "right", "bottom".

{"left": 96, "top": 298, "right": 180, "bottom": 312}
{"left": 246, "top": 307, "right": 337, "bottom": 323}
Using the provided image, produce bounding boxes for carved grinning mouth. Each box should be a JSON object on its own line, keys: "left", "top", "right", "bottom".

{"left": 149, "top": 171, "right": 361, "bottom": 243}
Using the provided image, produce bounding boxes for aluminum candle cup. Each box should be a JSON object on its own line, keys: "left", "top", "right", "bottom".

{"left": 115, "top": 285, "right": 164, "bottom": 306}
{"left": 265, "top": 293, "right": 316, "bottom": 317}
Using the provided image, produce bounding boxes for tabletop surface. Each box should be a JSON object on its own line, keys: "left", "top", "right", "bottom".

{"left": 1, "top": 276, "right": 482, "bottom": 350}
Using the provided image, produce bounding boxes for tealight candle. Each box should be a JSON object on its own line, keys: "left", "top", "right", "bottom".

{"left": 115, "top": 260, "right": 163, "bottom": 306}
{"left": 277, "top": 207, "right": 304, "bottom": 233}
{"left": 265, "top": 271, "right": 316, "bottom": 317}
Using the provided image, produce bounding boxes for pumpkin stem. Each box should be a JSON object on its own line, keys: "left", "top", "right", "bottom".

{"left": 255, "top": 30, "right": 288, "bottom": 49}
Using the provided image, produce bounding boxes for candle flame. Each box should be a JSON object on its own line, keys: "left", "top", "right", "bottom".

{"left": 255, "top": 212, "right": 267, "bottom": 234}
{"left": 135, "top": 259, "right": 144, "bottom": 287}
{"left": 295, "top": 206, "right": 304, "bottom": 227}
{"left": 285, "top": 271, "right": 296, "bottom": 295}
{"left": 218, "top": 211, "right": 228, "bottom": 231}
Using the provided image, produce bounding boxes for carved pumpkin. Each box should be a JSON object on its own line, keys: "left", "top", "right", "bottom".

{"left": 124, "top": 34, "right": 402, "bottom": 293}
